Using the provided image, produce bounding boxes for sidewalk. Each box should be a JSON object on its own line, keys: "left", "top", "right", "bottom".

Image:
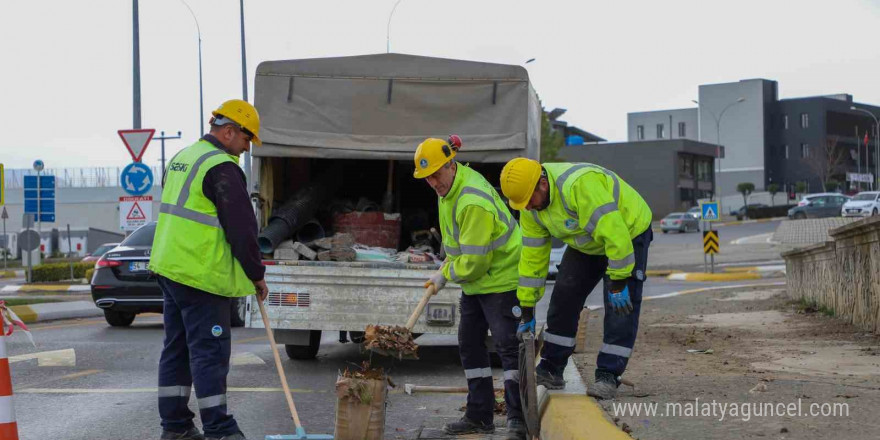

{"left": 573, "top": 284, "right": 880, "bottom": 439}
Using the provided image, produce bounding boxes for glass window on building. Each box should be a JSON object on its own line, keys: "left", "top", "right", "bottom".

{"left": 637, "top": 125, "right": 644, "bottom": 140}
{"left": 678, "top": 154, "right": 694, "bottom": 178}
{"left": 678, "top": 122, "right": 686, "bottom": 137}
{"left": 696, "top": 159, "right": 712, "bottom": 181}
{"left": 801, "top": 143, "right": 809, "bottom": 158}
{"left": 801, "top": 113, "right": 809, "bottom": 128}
{"left": 657, "top": 124, "right": 665, "bottom": 139}
{"left": 784, "top": 115, "right": 789, "bottom": 129}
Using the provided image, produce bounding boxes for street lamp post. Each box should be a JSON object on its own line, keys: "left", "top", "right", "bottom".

{"left": 692, "top": 98, "right": 745, "bottom": 215}
{"left": 851, "top": 106, "right": 879, "bottom": 191}
{"left": 240, "top": 0, "right": 251, "bottom": 189}
{"left": 180, "top": 0, "right": 204, "bottom": 136}
{"left": 387, "top": 0, "right": 403, "bottom": 53}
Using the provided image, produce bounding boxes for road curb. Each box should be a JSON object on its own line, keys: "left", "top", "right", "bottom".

{"left": 667, "top": 272, "right": 763, "bottom": 281}
{"left": 646, "top": 269, "right": 682, "bottom": 277}
{"left": 8, "top": 300, "right": 101, "bottom": 323}
{"left": 0, "top": 284, "right": 90, "bottom": 293}
{"left": 537, "top": 355, "right": 630, "bottom": 439}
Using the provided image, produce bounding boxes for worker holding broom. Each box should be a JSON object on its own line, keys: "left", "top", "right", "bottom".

{"left": 500, "top": 158, "right": 652, "bottom": 400}
{"left": 415, "top": 136, "right": 527, "bottom": 440}
{"left": 150, "top": 99, "right": 269, "bottom": 440}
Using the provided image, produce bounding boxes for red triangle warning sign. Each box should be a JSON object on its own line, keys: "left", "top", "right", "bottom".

{"left": 126, "top": 202, "right": 147, "bottom": 220}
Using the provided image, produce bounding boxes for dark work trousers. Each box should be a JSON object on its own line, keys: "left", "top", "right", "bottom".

{"left": 157, "top": 276, "right": 239, "bottom": 437}
{"left": 538, "top": 229, "right": 653, "bottom": 379}
{"left": 458, "top": 290, "right": 523, "bottom": 424}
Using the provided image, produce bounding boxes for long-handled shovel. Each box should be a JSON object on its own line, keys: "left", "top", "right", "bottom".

{"left": 363, "top": 285, "right": 436, "bottom": 360}
{"left": 259, "top": 299, "right": 334, "bottom": 440}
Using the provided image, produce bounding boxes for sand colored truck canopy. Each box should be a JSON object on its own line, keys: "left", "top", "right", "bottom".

{"left": 252, "top": 53, "right": 541, "bottom": 162}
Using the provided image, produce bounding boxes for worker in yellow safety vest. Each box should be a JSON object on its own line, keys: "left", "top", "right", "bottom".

{"left": 415, "top": 136, "right": 527, "bottom": 440}
{"left": 150, "top": 99, "right": 268, "bottom": 440}
{"left": 500, "top": 158, "right": 653, "bottom": 400}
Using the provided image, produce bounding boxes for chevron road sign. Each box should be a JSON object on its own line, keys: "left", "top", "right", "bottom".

{"left": 703, "top": 230, "right": 720, "bottom": 255}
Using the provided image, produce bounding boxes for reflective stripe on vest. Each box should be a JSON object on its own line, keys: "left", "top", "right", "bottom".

{"left": 555, "top": 164, "right": 621, "bottom": 246}
{"left": 443, "top": 187, "right": 517, "bottom": 257}
{"left": 159, "top": 149, "right": 226, "bottom": 228}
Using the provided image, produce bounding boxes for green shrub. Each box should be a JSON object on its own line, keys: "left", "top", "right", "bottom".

{"left": 84, "top": 268, "right": 95, "bottom": 282}
{"left": 32, "top": 262, "right": 94, "bottom": 282}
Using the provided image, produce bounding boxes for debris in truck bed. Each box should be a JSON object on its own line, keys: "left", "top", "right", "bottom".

{"left": 292, "top": 242, "right": 317, "bottom": 260}
{"left": 394, "top": 245, "right": 442, "bottom": 264}
{"left": 364, "top": 324, "right": 418, "bottom": 358}
{"left": 341, "top": 361, "right": 387, "bottom": 381}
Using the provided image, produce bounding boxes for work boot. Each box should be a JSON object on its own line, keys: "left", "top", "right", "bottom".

{"left": 205, "top": 432, "right": 246, "bottom": 440}
{"left": 587, "top": 371, "right": 619, "bottom": 400}
{"left": 444, "top": 416, "right": 495, "bottom": 435}
{"left": 160, "top": 427, "right": 205, "bottom": 440}
{"left": 535, "top": 364, "right": 565, "bottom": 390}
{"left": 506, "top": 418, "right": 527, "bottom": 440}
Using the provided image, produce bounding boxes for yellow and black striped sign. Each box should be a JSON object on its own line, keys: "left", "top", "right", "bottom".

{"left": 703, "top": 230, "right": 719, "bottom": 254}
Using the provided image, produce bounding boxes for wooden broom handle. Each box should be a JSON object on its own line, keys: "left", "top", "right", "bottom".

{"left": 258, "top": 298, "right": 303, "bottom": 429}
{"left": 405, "top": 285, "right": 436, "bottom": 330}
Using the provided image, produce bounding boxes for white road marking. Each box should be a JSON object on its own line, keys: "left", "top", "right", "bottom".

{"left": 9, "top": 348, "right": 76, "bottom": 367}
{"left": 730, "top": 232, "right": 775, "bottom": 245}
{"left": 230, "top": 352, "right": 265, "bottom": 366}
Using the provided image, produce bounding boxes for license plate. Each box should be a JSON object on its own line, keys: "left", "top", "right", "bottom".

{"left": 129, "top": 261, "right": 149, "bottom": 272}
{"left": 848, "top": 209, "right": 859, "bottom": 213}
{"left": 425, "top": 303, "right": 455, "bottom": 326}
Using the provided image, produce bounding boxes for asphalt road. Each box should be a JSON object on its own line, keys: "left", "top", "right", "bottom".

{"left": 653, "top": 219, "right": 782, "bottom": 245}
{"left": 5, "top": 274, "right": 783, "bottom": 440}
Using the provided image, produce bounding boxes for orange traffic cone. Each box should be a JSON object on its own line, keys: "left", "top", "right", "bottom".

{"left": 0, "top": 319, "right": 19, "bottom": 440}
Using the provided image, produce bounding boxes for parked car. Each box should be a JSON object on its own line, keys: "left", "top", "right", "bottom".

{"left": 733, "top": 203, "right": 768, "bottom": 221}
{"left": 90, "top": 221, "right": 246, "bottom": 327}
{"left": 787, "top": 194, "right": 850, "bottom": 219}
{"left": 660, "top": 212, "right": 700, "bottom": 233}
{"left": 841, "top": 191, "right": 880, "bottom": 218}
{"left": 81, "top": 242, "right": 120, "bottom": 263}
{"left": 797, "top": 192, "right": 840, "bottom": 207}
{"left": 686, "top": 206, "right": 702, "bottom": 219}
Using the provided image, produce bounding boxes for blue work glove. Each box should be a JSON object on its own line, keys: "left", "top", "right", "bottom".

{"left": 517, "top": 306, "right": 535, "bottom": 338}
{"left": 608, "top": 279, "right": 634, "bottom": 316}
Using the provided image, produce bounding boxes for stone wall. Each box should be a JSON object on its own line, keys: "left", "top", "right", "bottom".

{"left": 783, "top": 216, "right": 880, "bottom": 334}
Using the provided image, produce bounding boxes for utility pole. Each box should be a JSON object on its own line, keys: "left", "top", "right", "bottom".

{"left": 155, "top": 131, "right": 183, "bottom": 184}
{"left": 240, "top": 0, "right": 252, "bottom": 188}
{"left": 133, "top": 0, "right": 142, "bottom": 129}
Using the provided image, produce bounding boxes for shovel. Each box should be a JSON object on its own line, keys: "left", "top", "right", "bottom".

{"left": 364, "top": 285, "right": 436, "bottom": 360}
{"left": 258, "top": 299, "right": 334, "bottom": 440}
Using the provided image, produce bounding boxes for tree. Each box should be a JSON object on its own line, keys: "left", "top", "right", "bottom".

{"left": 825, "top": 179, "right": 840, "bottom": 192}
{"left": 795, "top": 181, "right": 807, "bottom": 196}
{"left": 737, "top": 182, "right": 755, "bottom": 212}
{"left": 804, "top": 136, "right": 846, "bottom": 190}
{"left": 767, "top": 183, "right": 780, "bottom": 206}
{"left": 540, "top": 106, "right": 564, "bottom": 162}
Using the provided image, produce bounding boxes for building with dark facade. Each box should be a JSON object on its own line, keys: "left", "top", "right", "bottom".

{"left": 558, "top": 139, "right": 717, "bottom": 219}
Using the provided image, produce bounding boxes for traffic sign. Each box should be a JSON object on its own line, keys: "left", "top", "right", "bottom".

{"left": 118, "top": 129, "right": 156, "bottom": 162}
{"left": 120, "top": 196, "right": 152, "bottom": 231}
{"left": 121, "top": 162, "right": 154, "bottom": 196}
{"left": 1, "top": 207, "right": 7, "bottom": 220}
{"left": 33, "top": 160, "right": 44, "bottom": 172}
{"left": 18, "top": 230, "right": 40, "bottom": 252}
{"left": 700, "top": 201, "right": 720, "bottom": 222}
{"left": 23, "top": 175, "right": 55, "bottom": 223}
{"left": 703, "top": 230, "right": 720, "bottom": 255}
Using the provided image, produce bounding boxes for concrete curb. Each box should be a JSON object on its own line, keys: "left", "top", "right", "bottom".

{"left": 645, "top": 269, "right": 682, "bottom": 277}
{"left": 537, "top": 356, "right": 630, "bottom": 439}
{"left": 0, "top": 284, "right": 90, "bottom": 293}
{"left": 667, "top": 264, "right": 785, "bottom": 281}
{"left": 8, "top": 300, "right": 101, "bottom": 323}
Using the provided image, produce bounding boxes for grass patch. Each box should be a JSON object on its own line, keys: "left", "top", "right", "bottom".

{"left": 0, "top": 298, "right": 66, "bottom": 306}
{"left": 794, "top": 299, "right": 835, "bottom": 317}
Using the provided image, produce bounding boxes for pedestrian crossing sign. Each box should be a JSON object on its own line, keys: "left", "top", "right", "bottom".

{"left": 700, "top": 202, "right": 720, "bottom": 221}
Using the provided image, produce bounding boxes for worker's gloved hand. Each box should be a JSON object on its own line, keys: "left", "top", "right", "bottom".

{"left": 424, "top": 271, "right": 447, "bottom": 294}
{"left": 254, "top": 279, "right": 269, "bottom": 302}
{"left": 517, "top": 306, "right": 535, "bottom": 338}
{"left": 608, "top": 279, "right": 633, "bottom": 316}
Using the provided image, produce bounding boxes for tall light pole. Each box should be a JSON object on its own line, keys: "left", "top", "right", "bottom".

{"left": 132, "top": 0, "right": 141, "bottom": 129}
{"left": 180, "top": 0, "right": 204, "bottom": 136}
{"left": 693, "top": 97, "right": 745, "bottom": 215}
{"left": 240, "top": 0, "right": 251, "bottom": 188}
{"left": 851, "top": 106, "right": 879, "bottom": 190}
{"left": 387, "top": 0, "right": 403, "bottom": 53}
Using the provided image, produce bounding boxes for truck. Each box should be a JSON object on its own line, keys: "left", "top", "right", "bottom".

{"left": 242, "top": 53, "right": 540, "bottom": 359}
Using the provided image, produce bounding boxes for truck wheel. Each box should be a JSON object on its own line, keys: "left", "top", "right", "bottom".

{"left": 230, "top": 297, "right": 246, "bottom": 328}
{"left": 285, "top": 330, "right": 321, "bottom": 360}
{"left": 104, "top": 310, "right": 135, "bottom": 327}
{"left": 348, "top": 331, "right": 365, "bottom": 343}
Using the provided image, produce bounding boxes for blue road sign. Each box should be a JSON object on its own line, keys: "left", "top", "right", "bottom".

{"left": 121, "top": 162, "right": 153, "bottom": 196}
{"left": 23, "top": 174, "right": 56, "bottom": 223}
{"left": 700, "top": 201, "right": 720, "bottom": 222}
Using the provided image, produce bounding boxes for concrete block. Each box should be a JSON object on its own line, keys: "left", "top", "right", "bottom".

{"left": 292, "top": 242, "right": 317, "bottom": 260}
{"left": 274, "top": 248, "right": 300, "bottom": 261}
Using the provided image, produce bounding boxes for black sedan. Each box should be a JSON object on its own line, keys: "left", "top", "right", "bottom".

{"left": 90, "top": 222, "right": 247, "bottom": 327}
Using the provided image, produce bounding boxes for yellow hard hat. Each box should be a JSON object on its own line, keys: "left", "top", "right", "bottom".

{"left": 212, "top": 99, "right": 262, "bottom": 146}
{"left": 500, "top": 157, "right": 543, "bottom": 210}
{"left": 413, "top": 137, "right": 458, "bottom": 179}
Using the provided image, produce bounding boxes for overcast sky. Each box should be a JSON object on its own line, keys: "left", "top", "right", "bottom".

{"left": 2, "top": 0, "right": 879, "bottom": 171}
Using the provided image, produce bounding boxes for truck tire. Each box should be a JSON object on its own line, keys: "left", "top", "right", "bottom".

{"left": 230, "top": 297, "right": 246, "bottom": 328}
{"left": 285, "top": 330, "right": 322, "bottom": 360}
{"left": 104, "top": 310, "right": 135, "bottom": 327}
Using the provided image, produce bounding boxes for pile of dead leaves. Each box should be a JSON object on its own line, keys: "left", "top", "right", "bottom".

{"left": 341, "top": 361, "right": 387, "bottom": 381}
{"left": 337, "top": 361, "right": 392, "bottom": 406}
{"left": 364, "top": 324, "right": 418, "bottom": 358}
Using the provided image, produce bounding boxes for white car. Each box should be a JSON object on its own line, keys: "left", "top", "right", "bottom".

{"left": 841, "top": 192, "right": 880, "bottom": 218}
{"left": 547, "top": 241, "right": 566, "bottom": 279}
